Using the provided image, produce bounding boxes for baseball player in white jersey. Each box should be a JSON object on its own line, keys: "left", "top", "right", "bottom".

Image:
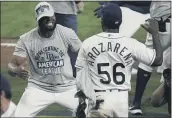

{"left": 8, "top": 2, "right": 82, "bottom": 117}
{"left": 94, "top": 1, "right": 151, "bottom": 37}
{"left": 94, "top": 1, "right": 151, "bottom": 75}
{"left": 1, "top": 74, "right": 16, "bottom": 117}
{"left": 75, "top": 4, "right": 163, "bottom": 117}
{"left": 130, "top": 1, "right": 171, "bottom": 114}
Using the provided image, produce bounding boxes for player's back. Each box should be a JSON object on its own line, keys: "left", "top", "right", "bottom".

{"left": 82, "top": 32, "right": 155, "bottom": 91}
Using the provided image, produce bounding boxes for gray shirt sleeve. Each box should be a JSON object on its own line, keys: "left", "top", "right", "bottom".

{"left": 13, "top": 38, "right": 27, "bottom": 57}
{"left": 150, "top": 1, "right": 171, "bottom": 21}
{"left": 66, "top": 29, "right": 82, "bottom": 52}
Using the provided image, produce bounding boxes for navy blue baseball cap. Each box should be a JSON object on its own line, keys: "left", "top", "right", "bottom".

{"left": 102, "top": 3, "right": 122, "bottom": 29}
{"left": 0, "top": 74, "right": 11, "bottom": 92}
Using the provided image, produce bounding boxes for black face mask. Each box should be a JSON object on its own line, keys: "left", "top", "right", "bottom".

{"left": 38, "top": 17, "right": 56, "bottom": 33}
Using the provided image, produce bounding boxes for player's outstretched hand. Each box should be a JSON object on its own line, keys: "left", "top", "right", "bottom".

{"left": 75, "top": 91, "right": 87, "bottom": 118}
{"left": 8, "top": 61, "right": 29, "bottom": 80}
{"left": 76, "top": 101, "right": 87, "bottom": 118}
{"left": 8, "top": 66, "right": 29, "bottom": 80}
{"left": 17, "top": 66, "right": 29, "bottom": 80}
{"left": 93, "top": 2, "right": 108, "bottom": 18}
{"left": 141, "top": 18, "right": 159, "bottom": 35}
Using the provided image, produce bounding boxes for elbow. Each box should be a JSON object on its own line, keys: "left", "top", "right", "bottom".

{"left": 150, "top": 95, "right": 164, "bottom": 107}
{"left": 7, "top": 63, "right": 12, "bottom": 72}
{"left": 150, "top": 100, "right": 161, "bottom": 107}
{"left": 150, "top": 93, "right": 161, "bottom": 107}
{"left": 151, "top": 56, "right": 163, "bottom": 67}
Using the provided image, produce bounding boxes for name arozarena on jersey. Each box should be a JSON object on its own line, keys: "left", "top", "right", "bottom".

{"left": 87, "top": 42, "right": 133, "bottom": 67}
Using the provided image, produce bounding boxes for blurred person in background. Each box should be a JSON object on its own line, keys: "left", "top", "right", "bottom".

{"left": 1, "top": 74, "right": 16, "bottom": 117}
{"left": 48, "top": 1, "right": 84, "bottom": 78}
{"left": 150, "top": 68, "right": 171, "bottom": 115}
{"left": 48, "top": 1, "right": 84, "bottom": 34}
{"left": 130, "top": 1, "right": 171, "bottom": 115}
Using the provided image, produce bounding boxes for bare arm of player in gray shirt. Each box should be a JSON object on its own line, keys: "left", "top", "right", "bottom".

{"left": 8, "top": 38, "right": 28, "bottom": 79}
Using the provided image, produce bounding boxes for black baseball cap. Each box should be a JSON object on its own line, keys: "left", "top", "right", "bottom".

{"left": 0, "top": 74, "right": 11, "bottom": 92}
{"left": 102, "top": 3, "right": 122, "bottom": 29}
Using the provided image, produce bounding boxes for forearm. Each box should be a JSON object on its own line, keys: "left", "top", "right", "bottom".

{"left": 151, "top": 33, "right": 163, "bottom": 66}
{"left": 151, "top": 82, "right": 166, "bottom": 107}
{"left": 8, "top": 56, "right": 27, "bottom": 77}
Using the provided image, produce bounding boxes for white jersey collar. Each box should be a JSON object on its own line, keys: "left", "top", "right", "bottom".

{"left": 96, "top": 32, "right": 125, "bottom": 39}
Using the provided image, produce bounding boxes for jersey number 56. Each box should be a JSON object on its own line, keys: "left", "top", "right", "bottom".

{"left": 97, "top": 63, "right": 125, "bottom": 85}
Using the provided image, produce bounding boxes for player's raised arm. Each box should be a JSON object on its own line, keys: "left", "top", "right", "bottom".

{"left": 141, "top": 18, "right": 163, "bottom": 66}
{"left": 130, "top": 18, "right": 163, "bottom": 67}
{"left": 8, "top": 38, "right": 28, "bottom": 79}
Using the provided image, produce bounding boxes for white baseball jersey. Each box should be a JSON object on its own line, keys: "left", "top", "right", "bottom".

{"left": 13, "top": 24, "right": 82, "bottom": 92}
{"left": 76, "top": 32, "right": 156, "bottom": 91}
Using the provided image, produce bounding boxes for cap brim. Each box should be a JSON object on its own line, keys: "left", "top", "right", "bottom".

{"left": 37, "top": 11, "right": 54, "bottom": 22}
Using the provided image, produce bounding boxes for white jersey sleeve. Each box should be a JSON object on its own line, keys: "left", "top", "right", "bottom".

{"left": 13, "top": 37, "right": 27, "bottom": 57}
{"left": 75, "top": 43, "right": 96, "bottom": 106}
{"left": 130, "top": 38, "right": 156, "bottom": 66}
{"left": 75, "top": 43, "right": 86, "bottom": 68}
{"left": 66, "top": 29, "right": 82, "bottom": 52}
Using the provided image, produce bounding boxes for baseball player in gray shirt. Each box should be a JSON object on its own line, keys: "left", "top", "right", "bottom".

{"left": 8, "top": 2, "right": 82, "bottom": 117}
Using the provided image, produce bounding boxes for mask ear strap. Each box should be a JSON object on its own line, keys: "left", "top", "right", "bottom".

{"left": 101, "top": 19, "right": 106, "bottom": 31}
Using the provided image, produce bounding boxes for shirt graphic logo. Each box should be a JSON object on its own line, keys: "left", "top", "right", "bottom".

{"left": 35, "top": 46, "right": 64, "bottom": 74}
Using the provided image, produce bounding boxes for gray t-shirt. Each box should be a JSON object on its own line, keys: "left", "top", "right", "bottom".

{"left": 150, "top": 1, "right": 171, "bottom": 21}
{"left": 13, "top": 24, "right": 82, "bottom": 92}
{"left": 48, "top": 1, "right": 77, "bottom": 15}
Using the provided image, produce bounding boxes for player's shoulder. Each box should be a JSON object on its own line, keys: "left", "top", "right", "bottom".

{"left": 19, "top": 27, "right": 38, "bottom": 41}
{"left": 56, "top": 24, "right": 74, "bottom": 32}
{"left": 126, "top": 37, "right": 144, "bottom": 50}
{"left": 127, "top": 37, "right": 138, "bottom": 42}
{"left": 125, "top": 37, "right": 140, "bottom": 45}
{"left": 82, "top": 34, "right": 99, "bottom": 47}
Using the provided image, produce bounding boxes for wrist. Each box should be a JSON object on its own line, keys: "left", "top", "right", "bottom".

{"left": 8, "top": 63, "right": 19, "bottom": 74}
